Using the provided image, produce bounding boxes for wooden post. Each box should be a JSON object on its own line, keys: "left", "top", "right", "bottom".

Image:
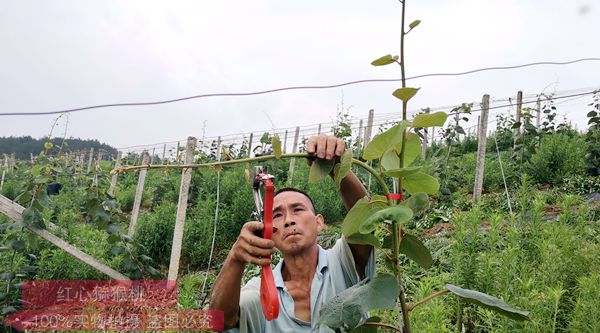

{"left": 514, "top": 90, "right": 523, "bottom": 139}
{"left": 30, "top": 153, "right": 34, "bottom": 164}
{"left": 150, "top": 148, "right": 156, "bottom": 164}
{"left": 248, "top": 133, "right": 254, "bottom": 158}
{"left": 454, "top": 112, "right": 461, "bottom": 142}
{"left": 536, "top": 97, "right": 541, "bottom": 128}
{"left": 168, "top": 137, "right": 197, "bottom": 281}
{"left": 108, "top": 152, "right": 122, "bottom": 197}
{"left": 357, "top": 119, "right": 364, "bottom": 149}
{"left": 216, "top": 136, "right": 222, "bottom": 161}
{"left": 10, "top": 153, "right": 15, "bottom": 172}
{"left": 0, "top": 170, "right": 5, "bottom": 192}
{"left": 176, "top": 141, "right": 181, "bottom": 164}
{"left": 431, "top": 127, "right": 435, "bottom": 146}
{"left": 363, "top": 109, "right": 374, "bottom": 146}
{"left": 283, "top": 130, "right": 288, "bottom": 154}
{"left": 287, "top": 127, "right": 300, "bottom": 184}
{"left": 421, "top": 128, "right": 428, "bottom": 160}
{"left": 473, "top": 94, "right": 490, "bottom": 202}
{"left": 128, "top": 153, "right": 149, "bottom": 237}
{"left": 317, "top": 124, "right": 322, "bottom": 135}
{"left": 86, "top": 147, "right": 94, "bottom": 173}
{"left": 162, "top": 144, "right": 167, "bottom": 162}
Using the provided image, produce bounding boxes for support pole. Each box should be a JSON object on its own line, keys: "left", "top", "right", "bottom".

{"left": 514, "top": 90, "right": 523, "bottom": 140}
{"left": 287, "top": 127, "right": 300, "bottom": 184}
{"left": 150, "top": 148, "right": 156, "bottom": 165}
{"left": 87, "top": 147, "right": 94, "bottom": 174}
{"left": 162, "top": 144, "right": 167, "bottom": 162}
{"left": 536, "top": 97, "right": 541, "bottom": 128}
{"left": 248, "top": 133, "right": 254, "bottom": 158}
{"left": 168, "top": 137, "right": 197, "bottom": 281}
{"left": 317, "top": 123, "right": 322, "bottom": 135}
{"left": 128, "top": 153, "right": 149, "bottom": 236}
{"left": 108, "top": 152, "right": 122, "bottom": 197}
{"left": 473, "top": 94, "right": 490, "bottom": 202}
{"left": 283, "top": 130, "right": 288, "bottom": 154}
{"left": 363, "top": 109, "right": 374, "bottom": 146}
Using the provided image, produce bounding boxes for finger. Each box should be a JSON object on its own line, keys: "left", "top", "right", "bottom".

{"left": 248, "top": 246, "right": 275, "bottom": 258}
{"left": 242, "top": 233, "right": 274, "bottom": 249}
{"left": 306, "top": 136, "right": 317, "bottom": 154}
{"left": 245, "top": 254, "right": 271, "bottom": 266}
{"left": 325, "top": 136, "right": 338, "bottom": 159}
{"left": 243, "top": 221, "right": 264, "bottom": 232}
{"left": 316, "top": 135, "right": 328, "bottom": 158}
{"left": 335, "top": 138, "right": 345, "bottom": 157}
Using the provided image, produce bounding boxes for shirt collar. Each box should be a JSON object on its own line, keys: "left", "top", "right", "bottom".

{"left": 273, "top": 245, "right": 328, "bottom": 289}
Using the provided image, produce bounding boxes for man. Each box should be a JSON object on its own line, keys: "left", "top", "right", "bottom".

{"left": 209, "top": 135, "right": 374, "bottom": 332}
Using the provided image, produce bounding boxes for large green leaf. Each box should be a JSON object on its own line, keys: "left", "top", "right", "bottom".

{"left": 392, "top": 87, "right": 420, "bottom": 103}
{"left": 403, "top": 172, "right": 439, "bottom": 195}
{"left": 309, "top": 159, "right": 335, "bottom": 183}
{"left": 399, "top": 232, "right": 432, "bottom": 269}
{"left": 359, "top": 206, "right": 413, "bottom": 234}
{"left": 346, "top": 234, "right": 380, "bottom": 248}
{"left": 401, "top": 192, "right": 429, "bottom": 215}
{"left": 403, "top": 133, "right": 421, "bottom": 166}
{"left": 411, "top": 112, "right": 448, "bottom": 128}
{"left": 318, "top": 275, "right": 399, "bottom": 331}
{"left": 363, "top": 122, "right": 407, "bottom": 160}
{"left": 349, "top": 317, "right": 380, "bottom": 333}
{"left": 381, "top": 149, "right": 399, "bottom": 171}
{"left": 446, "top": 284, "right": 530, "bottom": 321}
{"left": 342, "top": 196, "right": 387, "bottom": 237}
{"left": 334, "top": 150, "right": 353, "bottom": 191}
{"left": 384, "top": 166, "right": 422, "bottom": 178}
{"left": 21, "top": 207, "right": 43, "bottom": 227}
{"left": 272, "top": 135, "right": 282, "bottom": 158}
{"left": 371, "top": 54, "right": 398, "bottom": 66}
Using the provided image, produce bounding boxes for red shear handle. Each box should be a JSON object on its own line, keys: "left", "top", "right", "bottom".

{"left": 260, "top": 179, "right": 279, "bottom": 320}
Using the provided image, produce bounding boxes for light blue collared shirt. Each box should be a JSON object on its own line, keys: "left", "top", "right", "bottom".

{"left": 230, "top": 236, "right": 375, "bottom": 333}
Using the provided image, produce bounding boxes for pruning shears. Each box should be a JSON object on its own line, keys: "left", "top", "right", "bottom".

{"left": 252, "top": 166, "right": 280, "bottom": 321}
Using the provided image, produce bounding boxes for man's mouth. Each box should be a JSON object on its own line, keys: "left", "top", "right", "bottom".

{"left": 284, "top": 232, "right": 301, "bottom": 239}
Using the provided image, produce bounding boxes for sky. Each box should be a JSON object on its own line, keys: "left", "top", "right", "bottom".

{"left": 1, "top": 0, "right": 599, "bottom": 154}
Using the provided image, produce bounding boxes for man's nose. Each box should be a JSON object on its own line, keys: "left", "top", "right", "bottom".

{"left": 284, "top": 221, "right": 296, "bottom": 228}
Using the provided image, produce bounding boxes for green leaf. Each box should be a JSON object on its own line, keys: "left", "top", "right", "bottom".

{"left": 20, "top": 207, "right": 43, "bottom": 228}
{"left": 346, "top": 233, "right": 381, "bottom": 248}
{"left": 139, "top": 255, "right": 153, "bottom": 262}
{"left": 0, "top": 247, "right": 9, "bottom": 252}
{"left": 111, "top": 245, "right": 126, "bottom": 256}
{"left": 403, "top": 172, "right": 439, "bottom": 195}
{"left": 0, "top": 292, "right": 6, "bottom": 301}
{"left": 446, "top": 284, "right": 530, "bottom": 321}
{"left": 409, "top": 19, "right": 421, "bottom": 29}
{"left": 412, "top": 112, "right": 448, "bottom": 128}
{"left": 392, "top": 87, "right": 420, "bottom": 103}
{"left": 26, "top": 253, "right": 37, "bottom": 260}
{"left": 399, "top": 232, "right": 432, "bottom": 268}
{"left": 363, "top": 122, "right": 407, "bottom": 160}
{"left": 587, "top": 111, "right": 598, "bottom": 117}
{"left": 334, "top": 150, "right": 353, "bottom": 191}
{"left": 401, "top": 192, "right": 429, "bottom": 215}
{"left": 0, "top": 272, "right": 16, "bottom": 280}
{"left": 1, "top": 306, "right": 16, "bottom": 315}
{"left": 342, "top": 196, "right": 387, "bottom": 237}
{"left": 318, "top": 275, "right": 399, "bottom": 331}
{"left": 19, "top": 265, "right": 37, "bottom": 273}
{"left": 359, "top": 205, "right": 413, "bottom": 234}
{"left": 381, "top": 149, "right": 399, "bottom": 171}
{"left": 309, "top": 159, "right": 335, "bottom": 183}
{"left": 44, "top": 142, "right": 53, "bottom": 149}
{"left": 6, "top": 240, "right": 26, "bottom": 252}
{"left": 371, "top": 54, "right": 397, "bottom": 66}
{"left": 272, "top": 135, "right": 282, "bottom": 158}
{"left": 106, "top": 224, "right": 122, "bottom": 235}
{"left": 384, "top": 166, "right": 422, "bottom": 178}
{"left": 403, "top": 133, "right": 421, "bottom": 166}
{"left": 122, "top": 235, "right": 133, "bottom": 243}
{"left": 146, "top": 266, "right": 161, "bottom": 276}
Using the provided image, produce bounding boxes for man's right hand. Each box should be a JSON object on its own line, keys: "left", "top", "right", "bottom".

{"left": 230, "top": 221, "right": 275, "bottom": 267}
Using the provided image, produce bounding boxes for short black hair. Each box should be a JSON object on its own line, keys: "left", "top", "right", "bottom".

{"left": 274, "top": 187, "right": 317, "bottom": 214}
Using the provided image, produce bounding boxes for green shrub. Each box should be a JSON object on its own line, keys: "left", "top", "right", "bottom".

{"left": 569, "top": 273, "right": 600, "bottom": 333}
{"left": 133, "top": 203, "right": 177, "bottom": 267}
{"left": 528, "top": 133, "right": 586, "bottom": 186}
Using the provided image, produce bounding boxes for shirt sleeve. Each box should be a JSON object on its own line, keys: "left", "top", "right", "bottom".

{"left": 330, "top": 236, "right": 376, "bottom": 287}
{"left": 224, "top": 277, "right": 265, "bottom": 333}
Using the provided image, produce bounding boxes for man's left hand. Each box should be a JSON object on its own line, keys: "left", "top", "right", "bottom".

{"left": 306, "top": 135, "right": 345, "bottom": 161}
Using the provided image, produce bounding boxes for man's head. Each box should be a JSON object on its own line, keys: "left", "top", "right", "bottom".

{"left": 271, "top": 188, "right": 324, "bottom": 255}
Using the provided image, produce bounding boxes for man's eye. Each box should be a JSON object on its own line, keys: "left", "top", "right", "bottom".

{"left": 294, "top": 208, "right": 304, "bottom": 212}
{"left": 273, "top": 213, "right": 282, "bottom": 219}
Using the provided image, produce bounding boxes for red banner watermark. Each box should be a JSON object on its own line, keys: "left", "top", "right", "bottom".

{"left": 22, "top": 280, "right": 178, "bottom": 309}
{"left": 4, "top": 309, "right": 224, "bottom": 331}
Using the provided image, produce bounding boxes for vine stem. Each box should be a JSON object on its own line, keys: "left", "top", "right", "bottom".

{"left": 112, "top": 153, "right": 391, "bottom": 196}
{"left": 362, "top": 321, "right": 402, "bottom": 332}
{"left": 407, "top": 289, "right": 450, "bottom": 311}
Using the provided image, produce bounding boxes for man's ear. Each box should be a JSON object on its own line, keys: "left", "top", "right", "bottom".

{"left": 315, "top": 214, "right": 325, "bottom": 232}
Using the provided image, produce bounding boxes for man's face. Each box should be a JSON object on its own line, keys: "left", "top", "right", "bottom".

{"left": 271, "top": 191, "right": 324, "bottom": 256}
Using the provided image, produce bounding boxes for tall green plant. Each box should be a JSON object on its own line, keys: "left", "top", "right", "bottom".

{"left": 585, "top": 91, "right": 600, "bottom": 176}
